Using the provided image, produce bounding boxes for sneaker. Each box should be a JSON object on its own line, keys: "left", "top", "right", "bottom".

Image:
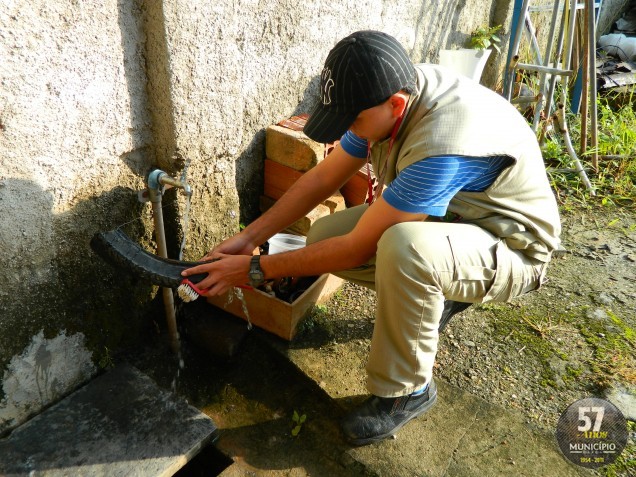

{"left": 438, "top": 300, "right": 472, "bottom": 332}
{"left": 341, "top": 379, "right": 438, "bottom": 446}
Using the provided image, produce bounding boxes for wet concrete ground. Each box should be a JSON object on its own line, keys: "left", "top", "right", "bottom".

{"left": 122, "top": 301, "right": 594, "bottom": 477}
{"left": 126, "top": 316, "right": 357, "bottom": 476}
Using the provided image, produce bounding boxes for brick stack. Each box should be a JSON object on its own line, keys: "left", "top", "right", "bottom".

{"left": 262, "top": 114, "right": 371, "bottom": 235}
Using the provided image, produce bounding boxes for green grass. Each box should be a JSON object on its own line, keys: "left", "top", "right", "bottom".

{"left": 577, "top": 308, "right": 636, "bottom": 390}
{"left": 480, "top": 302, "right": 574, "bottom": 390}
{"left": 540, "top": 90, "right": 636, "bottom": 207}
{"left": 599, "top": 420, "right": 636, "bottom": 477}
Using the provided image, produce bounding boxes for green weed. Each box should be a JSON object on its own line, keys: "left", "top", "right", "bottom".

{"left": 296, "top": 304, "right": 333, "bottom": 337}
{"left": 578, "top": 309, "right": 636, "bottom": 389}
{"left": 520, "top": 313, "right": 563, "bottom": 338}
{"left": 291, "top": 410, "right": 307, "bottom": 437}
{"left": 541, "top": 92, "right": 636, "bottom": 206}
{"left": 98, "top": 346, "right": 114, "bottom": 369}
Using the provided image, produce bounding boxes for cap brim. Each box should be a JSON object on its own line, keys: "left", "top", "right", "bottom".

{"left": 303, "top": 102, "right": 359, "bottom": 144}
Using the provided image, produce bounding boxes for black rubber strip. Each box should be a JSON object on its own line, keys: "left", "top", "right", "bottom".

{"left": 90, "top": 229, "right": 208, "bottom": 288}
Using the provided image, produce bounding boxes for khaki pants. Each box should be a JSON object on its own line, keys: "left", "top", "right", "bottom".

{"left": 306, "top": 205, "right": 547, "bottom": 398}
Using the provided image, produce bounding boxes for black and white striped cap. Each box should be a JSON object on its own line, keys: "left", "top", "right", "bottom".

{"left": 304, "top": 30, "right": 416, "bottom": 144}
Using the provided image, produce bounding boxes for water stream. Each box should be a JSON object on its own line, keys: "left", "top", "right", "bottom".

{"left": 172, "top": 184, "right": 191, "bottom": 393}
{"left": 171, "top": 349, "right": 185, "bottom": 393}
{"left": 226, "top": 287, "right": 253, "bottom": 331}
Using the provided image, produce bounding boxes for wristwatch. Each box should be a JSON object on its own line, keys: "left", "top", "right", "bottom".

{"left": 248, "top": 255, "right": 265, "bottom": 287}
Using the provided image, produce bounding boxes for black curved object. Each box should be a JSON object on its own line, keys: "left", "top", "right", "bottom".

{"left": 438, "top": 300, "right": 472, "bottom": 332}
{"left": 90, "top": 229, "right": 208, "bottom": 288}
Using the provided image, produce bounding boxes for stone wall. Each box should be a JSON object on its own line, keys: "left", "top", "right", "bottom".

{"left": 0, "top": 0, "right": 628, "bottom": 434}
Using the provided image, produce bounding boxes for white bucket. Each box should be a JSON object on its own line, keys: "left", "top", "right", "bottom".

{"left": 437, "top": 49, "right": 491, "bottom": 81}
{"left": 268, "top": 233, "right": 306, "bottom": 255}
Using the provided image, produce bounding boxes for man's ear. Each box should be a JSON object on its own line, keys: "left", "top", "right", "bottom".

{"left": 389, "top": 92, "right": 409, "bottom": 118}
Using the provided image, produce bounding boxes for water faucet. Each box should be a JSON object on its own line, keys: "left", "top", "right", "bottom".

{"left": 146, "top": 169, "right": 192, "bottom": 201}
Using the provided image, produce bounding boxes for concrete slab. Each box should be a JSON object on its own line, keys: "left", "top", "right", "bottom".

{"left": 0, "top": 364, "right": 217, "bottom": 477}
{"left": 263, "top": 334, "right": 594, "bottom": 477}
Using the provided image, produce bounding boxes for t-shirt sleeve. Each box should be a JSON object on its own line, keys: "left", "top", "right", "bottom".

{"left": 339, "top": 130, "right": 368, "bottom": 159}
{"left": 382, "top": 155, "right": 512, "bottom": 216}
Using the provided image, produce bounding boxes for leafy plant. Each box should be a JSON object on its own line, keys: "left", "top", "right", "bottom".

{"left": 468, "top": 25, "right": 503, "bottom": 53}
{"left": 291, "top": 410, "right": 307, "bottom": 437}
{"left": 541, "top": 91, "right": 636, "bottom": 207}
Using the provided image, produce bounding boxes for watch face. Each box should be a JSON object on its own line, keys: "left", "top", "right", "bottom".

{"left": 249, "top": 256, "right": 264, "bottom": 285}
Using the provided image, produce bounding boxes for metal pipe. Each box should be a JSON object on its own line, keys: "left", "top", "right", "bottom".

{"left": 146, "top": 168, "right": 190, "bottom": 354}
{"left": 159, "top": 175, "right": 192, "bottom": 196}
{"left": 514, "top": 62, "right": 574, "bottom": 76}
{"left": 586, "top": 0, "right": 598, "bottom": 171}
{"left": 150, "top": 197, "right": 181, "bottom": 355}
{"left": 555, "top": 105, "right": 595, "bottom": 194}
{"left": 580, "top": 3, "right": 590, "bottom": 155}
{"left": 535, "top": 0, "right": 567, "bottom": 130}
{"left": 504, "top": 0, "right": 532, "bottom": 100}
{"left": 543, "top": 1, "right": 570, "bottom": 144}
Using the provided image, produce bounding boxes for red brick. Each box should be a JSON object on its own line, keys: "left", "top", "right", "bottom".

{"left": 264, "top": 160, "right": 303, "bottom": 200}
{"left": 265, "top": 125, "right": 325, "bottom": 172}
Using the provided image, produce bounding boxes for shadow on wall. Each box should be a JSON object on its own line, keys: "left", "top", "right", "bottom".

{"left": 413, "top": 0, "right": 467, "bottom": 61}
{"left": 0, "top": 177, "right": 160, "bottom": 434}
{"left": 116, "top": 0, "right": 187, "bottom": 258}
{"left": 0, "top": 0, "right": 188, "bottom": 437}
{"left": 233, "top": 74, "right": 322, "bottom": 227}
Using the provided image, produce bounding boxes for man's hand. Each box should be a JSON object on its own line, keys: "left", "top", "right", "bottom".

{"left": 202, "top": 233, "right": 258, "bottom": 260}
{"left": 182, "top": 253, "right": 253, "bottom": 296}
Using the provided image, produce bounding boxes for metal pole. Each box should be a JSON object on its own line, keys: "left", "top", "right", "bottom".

{"left": 532, "top": 0, "right": 563, "bottom": 131}
{"left": 149, "top": 190, "right": 181, "bottom": 355}
{"left": 504, "top": 0, "right": 532, "bottom": 100}
{"left": 580, "top": 5, "right": 589, "bottom": 155}
{"left": 587, "top": 0, "right": 599, "bottom": 171}
{"left": 555, "top": 105, "right": 595, "bottom": 194}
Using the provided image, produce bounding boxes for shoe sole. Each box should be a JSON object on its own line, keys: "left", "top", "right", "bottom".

{"left": 347, "top": 383, "right": 438, "bottom": 446}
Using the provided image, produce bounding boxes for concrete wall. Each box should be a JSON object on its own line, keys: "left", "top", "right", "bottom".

{"left": 0, "top": 0, "right": 627, "bottom": 434}
{"left": 0, "top": 0, "right": 156, "bottom": 433}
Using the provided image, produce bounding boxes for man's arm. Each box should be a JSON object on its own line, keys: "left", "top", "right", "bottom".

{"left": 259, "top": 195, "right": 428, "bottom": 279}
{"left": 246, "top": 144, "right": 363, "bottom": 241}
{"left": 184, "top": 194, "right": 427, "bottom": 296}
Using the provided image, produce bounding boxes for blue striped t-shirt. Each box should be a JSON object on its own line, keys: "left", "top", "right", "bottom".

{"left": 339, "top": 131, "right": 513, "bottom": 217}
{"left": 383, "top": 155, "right": 513, "bottom": 216}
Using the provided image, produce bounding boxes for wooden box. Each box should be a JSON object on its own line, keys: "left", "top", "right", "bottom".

{"left": 206, "top": 274, "right": 343, "bottom": 341}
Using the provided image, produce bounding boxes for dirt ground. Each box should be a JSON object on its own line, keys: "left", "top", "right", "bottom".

{"left": 435, "top": 205, "right": 636, "bottom": 431}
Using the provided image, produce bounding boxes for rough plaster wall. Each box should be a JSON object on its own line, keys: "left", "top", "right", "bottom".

{"left": 0, "top": 0, "right": 155, "bottom": 433}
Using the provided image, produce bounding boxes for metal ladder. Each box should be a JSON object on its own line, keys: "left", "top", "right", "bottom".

{"left": 503, "top": 0, "right": 601, "bottom": 193}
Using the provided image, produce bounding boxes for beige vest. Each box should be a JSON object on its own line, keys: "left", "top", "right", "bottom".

{"left": 370, "top": 64, "right": 561, "bottom": 262}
